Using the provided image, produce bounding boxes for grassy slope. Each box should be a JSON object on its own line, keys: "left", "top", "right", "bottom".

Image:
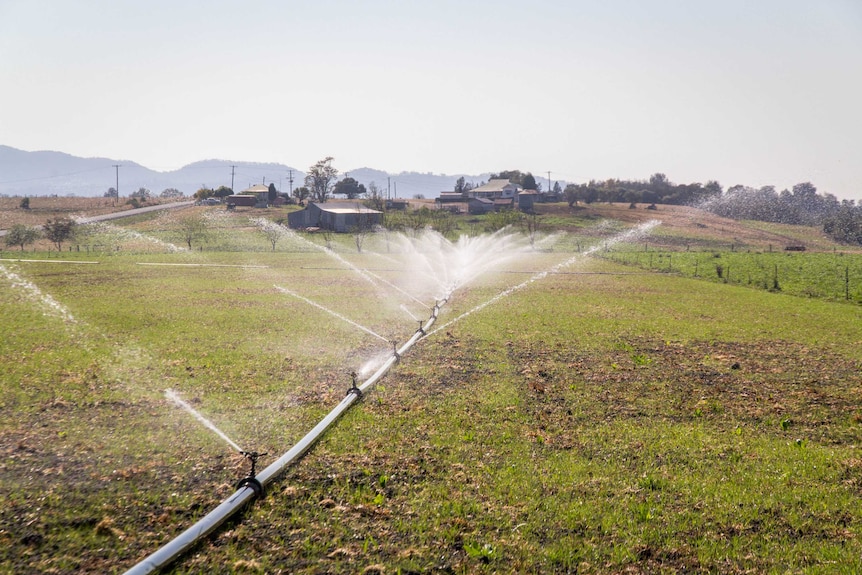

{"left": 1, "top": 204, "right": 861, "bottom": 573}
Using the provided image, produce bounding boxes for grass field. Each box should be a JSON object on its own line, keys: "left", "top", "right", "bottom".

{"left": 2, "top": 202, "right": 862, "bottom": 574}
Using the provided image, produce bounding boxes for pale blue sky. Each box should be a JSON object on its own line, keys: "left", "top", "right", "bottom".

{"left": 1, "top": 0, "right": 861, "bottom": 198}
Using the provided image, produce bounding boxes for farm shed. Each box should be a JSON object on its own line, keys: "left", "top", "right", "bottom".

{"left": 225, "top": 195, "right": 257, "bottom": 208}
{"left": 287, "top": 202, "right": 382, "bottom": 232}
{"left": 518, "top": 189, "right": 538, "bottom": 211}
{"left": 468, "top": 197, "right": 495, "bottom": 214}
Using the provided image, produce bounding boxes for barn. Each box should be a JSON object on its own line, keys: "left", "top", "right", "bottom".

{"left": 287, "top": 202, "right": 383, "bottom": 232}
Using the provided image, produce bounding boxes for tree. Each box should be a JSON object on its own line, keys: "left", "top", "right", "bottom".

{"left": 104, "top": 187, "right": 118, "bottom": 199}
{"left": 490, "top": 170, "right": 524, "bottom": 186}
{"left": 268, "top": 183, "right": 278, "bottom": 204}
{"left": 160, "top": 188, "right": 183, "bottom": 199}
{"left": 43, "top": 217, "right": 76, "bottom": 251}
{"left": 365, "top": 181, "right": 385, "bottom": 211}
{"left": 292, "top": 186, "right": 311, "bottom": 205}
{"left": 4, "top": 224, "right": 40, "bottom": 251}
{"left": 454, "top": 177, "right": 474, "bottom": 195}
{"left": 19, "top": 197, "right": 30, "bottom": 210}
{"left": 131, "top": 187, "right": 151, "bottom": 199}
{"left": 194, "top": 187, "right": 214, "bottom": 201}
{"left": 260, "top": 223, "right": 283, "bottom": 251}
{"left": 213, "top": 186, "right": 233, "bottom": 198}
{"left": 177, "top": 215, "right": 208, "bottom": 249}
{"left": 305, "top": 157, "right": 338, "bottom": 203}
{"left": 521, "top": 212, "right": 541, "bottom": 247}
{"left": 703, "top": 180, "right": 722, "bottom": 197}
{"left": 552, "top": 181, "right": 562, "bottom": 195}
{"left": 333, "top": 176, "right": 366, "bottom": 199}
{"left": 564, "top": 184, "right": 579, "bottom": 207}
{"left": 351, "top": 211, "right": 374, "bottom": 253}
{"left": 522, "top": 173, "right": 538, "bottom": 190}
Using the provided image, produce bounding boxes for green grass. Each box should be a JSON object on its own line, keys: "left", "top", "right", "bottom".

{"left": 602, "top": 247, "right": 862, "bottom": 303}
{"left": 2, "top": 209, "right": 862, "bottom": 573}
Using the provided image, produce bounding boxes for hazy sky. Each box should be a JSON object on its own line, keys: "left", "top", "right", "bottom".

{"left": 2, "top": 0, "right": 861, "bottom": 198}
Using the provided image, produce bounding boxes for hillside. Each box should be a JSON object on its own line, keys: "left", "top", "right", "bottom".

{"left": 0, "top": 145, "right": 490, "bottom": 200}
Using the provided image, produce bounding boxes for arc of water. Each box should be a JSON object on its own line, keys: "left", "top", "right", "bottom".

{"left": 274, "top": 285, "right": 389, "bottom": 343}
{"left": 0, "top": 263, "right": 78, "bottom": 323}
{"left": 164, "top": 389, "right": 244, "bottom": 453}
{"left": 359, "top": 266, "right": 432, "bottom": 310}
{"left": 264, "top": 221, "right": 382, "bottom": 288}
{"left": 399, "top": 303, "right": 420, "bottom": 321}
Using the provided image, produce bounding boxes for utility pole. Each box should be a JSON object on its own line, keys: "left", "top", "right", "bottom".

{"left": 112, "top": 164, "right": 121, "bottom": 206}
{"left": 547, "top": 171, "right": 551, "bottom": 194}
{"left": 288, "top": 170, "right": 294, "bottom": 197}
{"left": 230, "top": 165, "right": 236, "bottom": 193}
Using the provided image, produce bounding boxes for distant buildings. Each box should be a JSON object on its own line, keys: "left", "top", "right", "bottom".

{"left": 436, "top": 178, "right": 541, "bottom": 213}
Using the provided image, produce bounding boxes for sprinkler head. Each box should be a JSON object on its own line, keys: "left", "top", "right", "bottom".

{"left": 417, "top": 319, "right": 425, "bottom": 334}
{"left": 240, "top": 450, "right": 268, "bottom": 477}
{"left": 236, "top": 453, "right": 267, "bottom": 497}
{"left": 346, "top": 371, "right": 362, "bottom": 398}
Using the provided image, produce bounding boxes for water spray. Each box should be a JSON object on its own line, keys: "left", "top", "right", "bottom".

{"left": 123, "top": 293, "right": 450, "bottom": 575}
{"left": 124, "top": 224, "right": 652, "bottom": 574}
{"left": 164, "top": 389, "right": 243, "bottom": 454}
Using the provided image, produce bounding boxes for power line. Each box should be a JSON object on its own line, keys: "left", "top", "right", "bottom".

{"left": 0, "top": 165, "right": 113, "bottom": 185}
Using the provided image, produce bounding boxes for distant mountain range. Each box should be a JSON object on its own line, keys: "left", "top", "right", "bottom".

{"left": 0, "top": 145, "right": 493, "bottom": 199}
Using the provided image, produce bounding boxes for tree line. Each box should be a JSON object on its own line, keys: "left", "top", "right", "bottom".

{"left": 561, "top": 173, "right": 861, "bottom": 246}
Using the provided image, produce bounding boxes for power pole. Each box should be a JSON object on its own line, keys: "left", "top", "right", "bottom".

{"left": 288, "top": 170, "right": 294, "bottom": 197}
{"left": 387, "top": 177, "right": 391, "bottom": 200}
{"left": 112, "top": 164, "right": 121, "bottom": 206}
{"left": 547, "top": 171, "right": 551, "bottom": 194}
{"left": 230, "top": 165, "right": 236, "bottom": 192}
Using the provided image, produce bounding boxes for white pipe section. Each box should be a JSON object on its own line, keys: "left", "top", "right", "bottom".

{"left": 124, "top": 295, "right": 449, "bottom": 575}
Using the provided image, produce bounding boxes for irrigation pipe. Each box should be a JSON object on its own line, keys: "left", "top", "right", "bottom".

{"left": 123, "top": 295, "right": 449, "bottom": 575}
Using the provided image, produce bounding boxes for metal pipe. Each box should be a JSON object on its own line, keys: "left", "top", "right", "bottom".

{"left": 123, "top": 292, "right": 451, "bottom": 574}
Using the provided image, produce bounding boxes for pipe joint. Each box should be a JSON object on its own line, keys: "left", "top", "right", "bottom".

{"left": 236, "top": 476, "right": 264, "bottom": 498}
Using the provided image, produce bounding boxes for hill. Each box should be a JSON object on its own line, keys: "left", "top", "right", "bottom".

{"left": 0, "top": 145, "right": 491, "bottom": 199}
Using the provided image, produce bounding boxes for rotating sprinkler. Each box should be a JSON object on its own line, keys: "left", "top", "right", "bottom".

{"left": 417, "top": 319, "right": 425, "bottom": 335}
{"left": 236, "top": 451, "right": 267, "bottom": 497}
{"left": 391, "top": 340, "right": 401, "bottom": 361}
{"left": 346, "top": 371, "right": 362, "bottom": 399}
